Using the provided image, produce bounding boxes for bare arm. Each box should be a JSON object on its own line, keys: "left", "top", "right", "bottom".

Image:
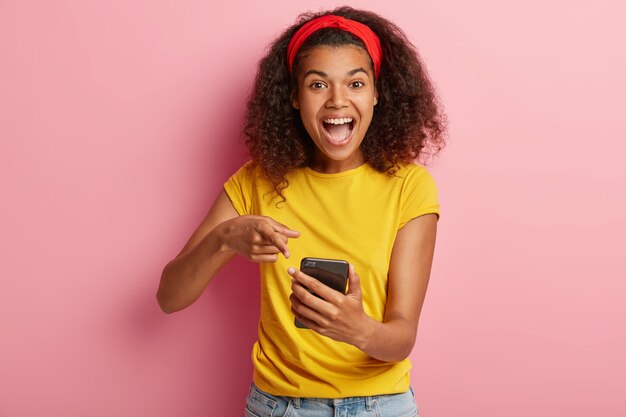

{"left": 290, "top": 213, "right": 437, "bottom": 361}
{"left": 157, "top": 190, "right": 300, "bottom": 313}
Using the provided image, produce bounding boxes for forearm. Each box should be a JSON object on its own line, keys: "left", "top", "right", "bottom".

{"left": 356, "top": 214, "right": 437, "bottom": 362}
{"left": 157, "top": 223, "right": 235, "bottom": 313}
{"left": 356, "top": 315, "right": 417, "bottom": 362}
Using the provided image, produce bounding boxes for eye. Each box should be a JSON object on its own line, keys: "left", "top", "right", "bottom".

{"left": 310, "top": 82, "right": 326, "bottom": 89}
{"left": 350, "top": 81, "right": 365, "bottom": 88}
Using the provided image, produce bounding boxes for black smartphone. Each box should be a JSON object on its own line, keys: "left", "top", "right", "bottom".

{"left": 294, "top": 257, "right": 349, "bottom": 329}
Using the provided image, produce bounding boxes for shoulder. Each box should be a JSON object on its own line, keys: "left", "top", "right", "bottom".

{"left": 224, "top": 161, "right": 275, "bottom": 215}
{"left": 392, "top": 162, "right": 437, "bottom": 188}
{"left": 228, "top": 161, "right": 270, "bottom": 186}
{"left": 349, "top": 162, "right": 436, "bottom": 190}
{"left": 394, "top": 163, "right": 440, "bottom": 224}
{"left": 225, "top": 161, "right": 259, "bottom": 195}
{"left": 394, "top": 163, "right": 439, "bottom": 207}
{"left": 395, "top": 162, "right": 432, "bottom": 176}
{"left": 230, "top": 160, "right": 257, "bottom": 178}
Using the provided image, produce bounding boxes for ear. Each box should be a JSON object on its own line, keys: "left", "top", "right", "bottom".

{"left": 290, "top": 90, "right": 300, "bottom": 109}
{"left": 373, "top": 86, "right": 378, "bottom": 106}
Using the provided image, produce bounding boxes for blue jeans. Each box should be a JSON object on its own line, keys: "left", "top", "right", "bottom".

{"left": 245, "top": 383, "right": 418, "bottom": 417}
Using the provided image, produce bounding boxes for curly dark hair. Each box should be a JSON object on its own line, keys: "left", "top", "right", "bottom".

{"left": 244, "top": 6, "right": 447, "bottom": 198}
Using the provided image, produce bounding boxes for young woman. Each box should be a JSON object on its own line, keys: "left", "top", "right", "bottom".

{"left": 157, "top": 6, "right": 446, "bottom": 416}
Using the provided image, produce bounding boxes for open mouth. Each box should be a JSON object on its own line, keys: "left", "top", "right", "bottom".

{"left": 322, "top": 117, "right": 355, "bottom": 144}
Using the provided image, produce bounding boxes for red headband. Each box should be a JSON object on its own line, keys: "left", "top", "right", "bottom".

{"left": 287, "top": 15, "right": 383, "bottom": 79}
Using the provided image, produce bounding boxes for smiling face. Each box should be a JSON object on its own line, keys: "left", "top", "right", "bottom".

{"left": 292, "top": 45, "right": 378, "bottom": 173}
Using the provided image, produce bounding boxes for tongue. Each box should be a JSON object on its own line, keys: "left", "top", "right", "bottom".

{"left": 326, "top": 123, "right": 351, "bottom": 141}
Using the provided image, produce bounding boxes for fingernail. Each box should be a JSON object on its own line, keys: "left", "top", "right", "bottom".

{"left": 288, "top": 267, "right": 295, "bottom": 275}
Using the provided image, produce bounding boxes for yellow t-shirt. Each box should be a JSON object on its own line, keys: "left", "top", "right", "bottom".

{"left": 224, "top": 162, "right": 439, "bottom": 398}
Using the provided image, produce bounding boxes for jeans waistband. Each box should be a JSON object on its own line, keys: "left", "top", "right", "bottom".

{"left": 290, "top": 395, "right": 375, "bottom": 410}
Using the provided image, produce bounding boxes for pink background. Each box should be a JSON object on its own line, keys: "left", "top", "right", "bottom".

{"left": 1, "top": 0, "right": 624, "bottom": 416}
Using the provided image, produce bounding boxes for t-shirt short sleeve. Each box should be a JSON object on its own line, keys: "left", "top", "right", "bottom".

{"left": 398, "top": 165, "right": 440, "bottom": 228}
{"left": 223, "top": 162, "right": 254, "bottom": 216}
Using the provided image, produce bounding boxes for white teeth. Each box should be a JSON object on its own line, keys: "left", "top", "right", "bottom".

{"left": 323, "top": 117, "right": 353, "bottom": 125}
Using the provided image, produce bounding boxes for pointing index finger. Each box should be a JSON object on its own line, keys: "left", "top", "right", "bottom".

{"left": 270, "top": 232, "right": 291, "bottom": 258}
{"left": 266, "top": 218, "right": 301, "bottom": 239}
{"left": 256, "top": 221, "right": 291, "bottom": 258}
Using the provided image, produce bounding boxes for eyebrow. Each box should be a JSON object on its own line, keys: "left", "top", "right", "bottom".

{"left": 303, "top": 67, "right": 369, "bottom": 79}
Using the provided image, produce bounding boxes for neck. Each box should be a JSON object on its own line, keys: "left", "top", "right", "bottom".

{"left": 309, "top": 151, "right": 365, "bottom": 174}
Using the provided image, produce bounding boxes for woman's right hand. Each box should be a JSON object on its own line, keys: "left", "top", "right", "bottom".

{"left": 218, "top": 215, "right": 300, "bottom": 262}
{"left": 158, "top": 191, "right": 301, "bottom": 313}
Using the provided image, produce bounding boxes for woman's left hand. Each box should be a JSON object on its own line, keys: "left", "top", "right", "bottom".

{"left": 289, "top": 264, "right": 371, "bottom": 347}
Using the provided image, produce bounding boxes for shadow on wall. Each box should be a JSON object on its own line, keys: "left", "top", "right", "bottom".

{"left": 123, "top": 71, "right": 262, "bottom": 415}
{"left": 187, "top": 71, "right": 262, "bottom": 414}
{"left": 124, "top": 255, "right": 260, "bottom": 416}
{"left": 199, "top": 257, "right": 261, "bottom": 415}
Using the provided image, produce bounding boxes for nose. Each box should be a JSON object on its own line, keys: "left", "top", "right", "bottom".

{"left": 325, "top": 86, "right": 348, "bottom": 108}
